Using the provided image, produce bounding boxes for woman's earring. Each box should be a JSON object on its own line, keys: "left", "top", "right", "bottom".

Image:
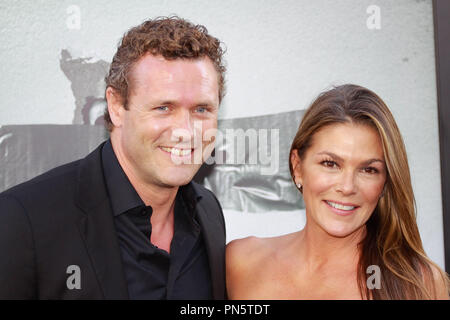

{"left": 296, "top": 182, "right": 303, "bottom": 193}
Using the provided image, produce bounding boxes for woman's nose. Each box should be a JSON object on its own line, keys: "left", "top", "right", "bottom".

{"left": 336, "top": 170, "right": 357, "bottom": 195}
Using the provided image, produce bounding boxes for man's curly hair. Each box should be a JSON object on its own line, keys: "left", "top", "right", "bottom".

{"left": 104, "top": 16, "right": 226, "bottom": 131}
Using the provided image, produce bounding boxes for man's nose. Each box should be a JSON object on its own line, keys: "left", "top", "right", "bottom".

{"left": 172, "top": 110, "right": 195, "bottom": 143}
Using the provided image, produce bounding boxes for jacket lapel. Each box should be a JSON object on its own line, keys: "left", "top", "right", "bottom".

{"left": 75, "top": 142, "right": 129, "bottom": 299}
{"left": 195, "top": 199, "right": 226, "bottom": 300}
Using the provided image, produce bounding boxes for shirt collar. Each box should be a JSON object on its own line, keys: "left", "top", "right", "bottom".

{"left": 178, "top": 182, "right": 202, "bottom": 222}
{"left": 102, "top": 139, "right": 144, "bottom": 216}
{"left": 101, "top": 139, "right": 202, "bottom": 218}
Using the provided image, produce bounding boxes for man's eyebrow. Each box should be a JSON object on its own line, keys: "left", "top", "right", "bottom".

{"left": 196, "top": 102, "right": 219, "bottom": 109}
{"left": 147, "top": 100, "right": 217, "bottom": 107}
{"left": 157, "top": 100, "right": 175, "bottom": 106}
{"left": 317, "top": 151, "right": 385, "bottom": 165}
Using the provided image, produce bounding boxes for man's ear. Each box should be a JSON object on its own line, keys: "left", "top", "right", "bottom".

{"left": 106, "top": 87, "right": 125, "bottom": 128}
{"left": 290, "top": 149, "right": 303, "bottom": 184}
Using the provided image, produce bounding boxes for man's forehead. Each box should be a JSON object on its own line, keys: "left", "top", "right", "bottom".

{"left": 132, "top": 54, "right": 215, "bottom": 75}
{"left": 129, "top": 54, "right": 215, "bottom": 83}
{"left": 128, "top": 54, "right": 219, "bottom": 97}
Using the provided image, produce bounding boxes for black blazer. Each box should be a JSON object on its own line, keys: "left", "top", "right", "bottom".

{"left": 0, "top": 142, "right": 226, "bottom": 299}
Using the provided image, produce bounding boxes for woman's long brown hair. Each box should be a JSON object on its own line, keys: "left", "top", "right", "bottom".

{"left": 289, "top": 84, "right": 450, "bottom": 299}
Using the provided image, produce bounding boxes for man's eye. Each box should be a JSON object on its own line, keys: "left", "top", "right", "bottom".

{"left": 156, "top": 106, "right": 169, "bottom": 111}
{"left": 194, "top": 107, "right": 208, "bottom": 113}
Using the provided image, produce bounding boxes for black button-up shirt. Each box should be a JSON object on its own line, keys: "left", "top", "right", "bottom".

{"left": 101, "top": 140, "right": 212, "bottom": 299}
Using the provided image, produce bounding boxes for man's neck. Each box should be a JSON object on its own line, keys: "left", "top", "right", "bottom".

{"left": 131, "top": 176, "right": 177, "bottom": 253}
{"left": 129, "top": 173, "right": 178, "bottom": 222}
{"left": 110, "top": 137, "right": 179, "bottom": 229}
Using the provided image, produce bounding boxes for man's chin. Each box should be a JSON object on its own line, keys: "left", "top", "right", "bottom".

{"left": 157, "top": 173, "right": 196, "bottom": 188}
{"left": 145, "top": 165, "right": 200, "bottom": 188}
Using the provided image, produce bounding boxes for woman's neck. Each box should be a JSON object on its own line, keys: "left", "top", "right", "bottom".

{"left": 295, "top": 221, "right": 365, "bottom": 273}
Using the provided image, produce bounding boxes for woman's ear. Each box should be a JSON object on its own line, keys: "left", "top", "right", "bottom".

{"left": 290, "top": 149, "right": 303, "bottom": 185}
{"left": 106, "top": 87, "right": 125, "bottom": 129}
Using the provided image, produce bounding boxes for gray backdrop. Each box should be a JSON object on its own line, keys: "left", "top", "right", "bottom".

{"left": 0, "top": 0, "right": 444, "bottom": 269}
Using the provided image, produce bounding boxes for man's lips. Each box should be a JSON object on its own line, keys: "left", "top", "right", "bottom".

{"left": 159, "top": 146, "right": 194, "bottom": 157}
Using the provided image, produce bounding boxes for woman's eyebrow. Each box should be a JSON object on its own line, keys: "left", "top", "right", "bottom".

{"left": 317, "top": 151, "right": 343, "bottom": 162}
{"left": 317, "top": 151, "right": 384, "bottom": 166}
{"left": 361, "top": 158, "right": 385, "bottom": 166}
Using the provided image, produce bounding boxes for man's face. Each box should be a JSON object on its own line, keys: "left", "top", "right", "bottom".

{"left": 111, "top": 54, "right": 220, "bottom": 188}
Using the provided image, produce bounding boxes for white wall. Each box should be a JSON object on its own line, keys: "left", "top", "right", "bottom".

{"left": 0, "top": 0, "right": 444, "bottom": 268}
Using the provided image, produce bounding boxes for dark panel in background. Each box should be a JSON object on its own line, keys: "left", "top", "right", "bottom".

{"left": 433, "top": 0, "right": 450, "bottom": 273}
{"left": 0, "top": 111, "right": 304, "bottom": 213}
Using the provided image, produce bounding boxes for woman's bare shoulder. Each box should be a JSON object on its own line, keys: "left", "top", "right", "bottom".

{"left": 226, "top": 236, "right": 269, "bottom": 269}
{"left": 428, "top": 263, "right": 450, "bottom": 299}
{"left": 226, "top": 232, "right": 299, "bottom": 265}
{"left": 226, "top": 232, "right": 302, "bottom": 299}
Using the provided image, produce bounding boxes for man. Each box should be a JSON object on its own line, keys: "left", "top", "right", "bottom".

{"left": 0, "top": 16, "right": 226, "bottom": 299}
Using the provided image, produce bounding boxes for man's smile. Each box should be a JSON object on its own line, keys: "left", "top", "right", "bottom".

{"left": 159, "top": 146, "right": 194, "bottom": 157}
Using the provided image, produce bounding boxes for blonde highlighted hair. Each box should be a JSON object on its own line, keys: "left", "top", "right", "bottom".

{"left": 289, "top": 84, "right": 450, "bottom": 299}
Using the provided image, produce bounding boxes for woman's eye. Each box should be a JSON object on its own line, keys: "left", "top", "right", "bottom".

{"left": 321, "top": 160, "right": 338, "bottom": 168}
{"left": 363, "top": 167, "right": 379, "bottom": 174}
{"left": 156, "top": 106, "right": 169, "bottom": 111}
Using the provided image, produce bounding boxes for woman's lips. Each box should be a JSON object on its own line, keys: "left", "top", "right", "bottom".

{"left": 324, "top": 200, "right": 360, "bottom": 216}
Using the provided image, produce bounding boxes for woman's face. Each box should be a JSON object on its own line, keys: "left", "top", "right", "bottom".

{"left": 291, "top": 122, "right": 387, "bottom": 238}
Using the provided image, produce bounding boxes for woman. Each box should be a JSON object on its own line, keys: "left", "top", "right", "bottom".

{"left": 226, "top": 84, "right": 450, "bottom": 299}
